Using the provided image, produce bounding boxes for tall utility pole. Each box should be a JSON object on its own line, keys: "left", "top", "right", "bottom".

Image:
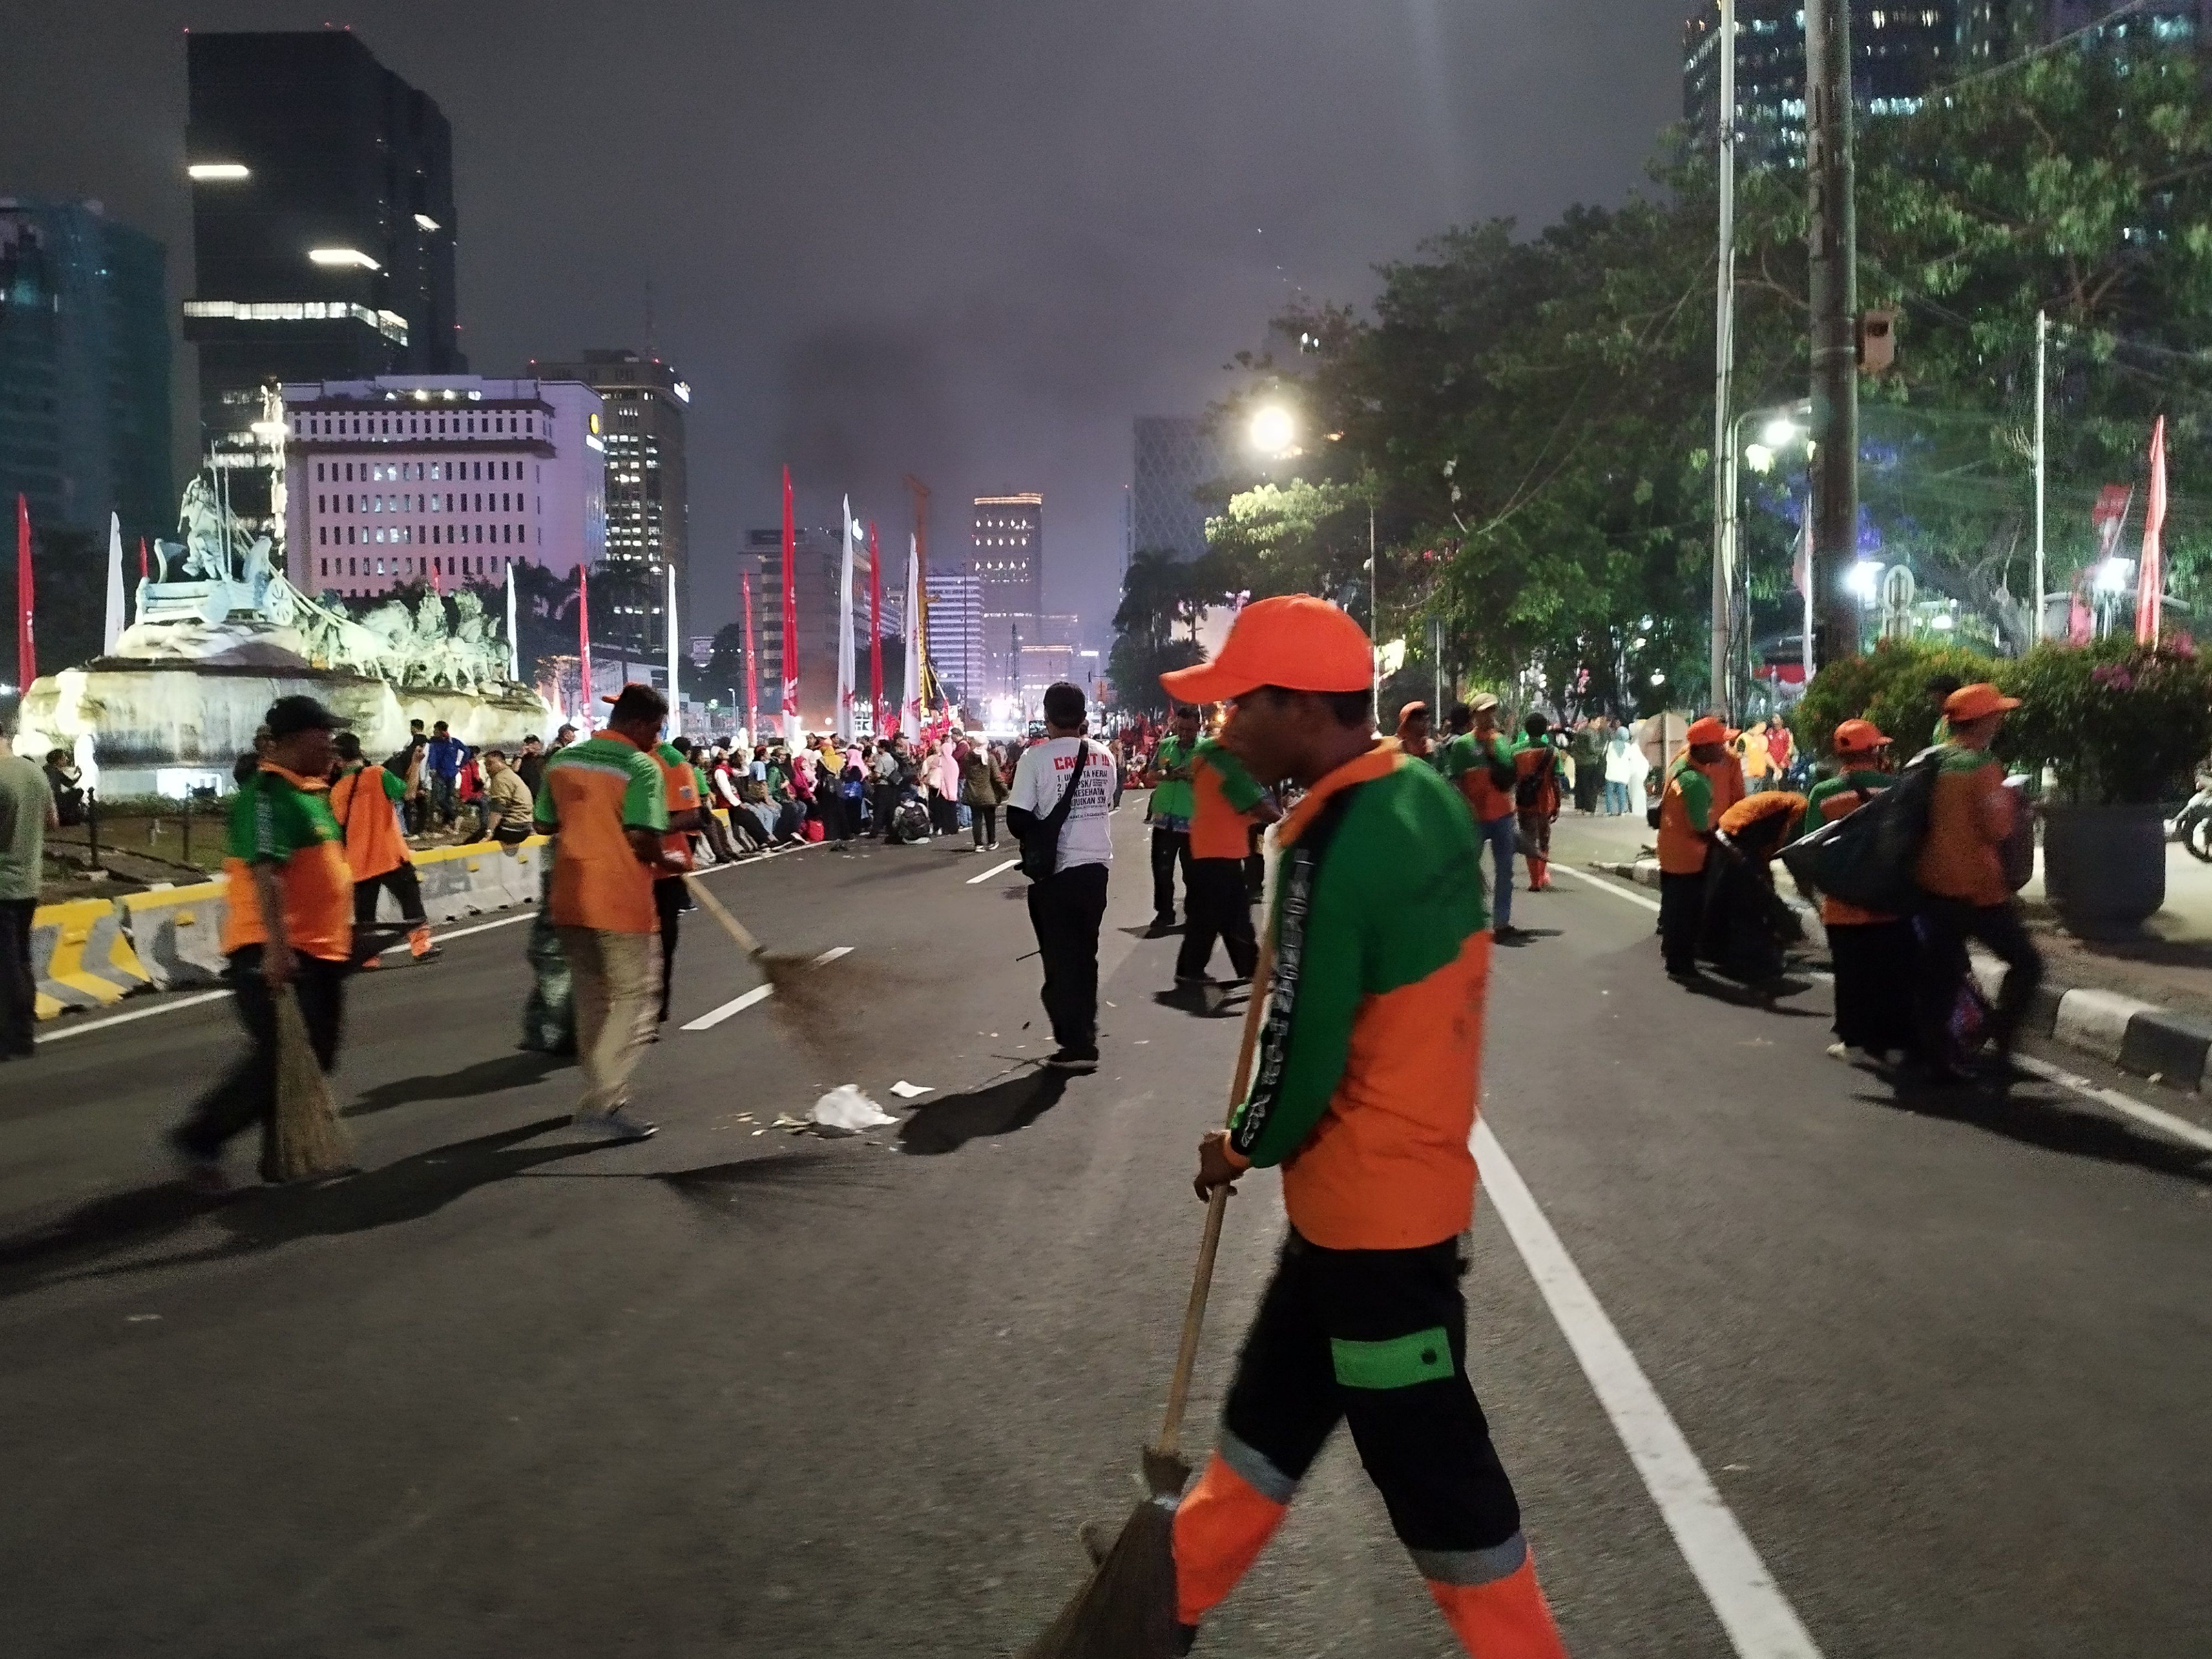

{"left": 2033, "top": 309, "right": 2049, "bottom": 643}
{"left": 1709, "top": 0, "right": 1738, "bottom": 717}
{"left": 1805, "top": 0, "right": 1860, "bottom": 672}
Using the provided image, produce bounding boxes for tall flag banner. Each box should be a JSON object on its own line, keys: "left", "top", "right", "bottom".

{"left": 103, "top": 512, "right": 126, "bottom": 657}
{"left": 1794, "top": 504, "right": 1814, "bottom": 680}
{"left": 780, "top": 465, "right": 800, "bottom": 745}
{"left": 666, "top": 559, "right": 682, "bottom": 737}
{"left": 578, "top": 565, "right": 593, "bottom": 727}
{"left": 2138, "top": 416, "right": 2168, "bottom": 645}
{"left": 742, "top": 571, "right": 760, "bottom": 740}
{"left": 137, "top": 536, "right": 148, "bottom": 591}
{"left": 15, "top": 494, "right": 33, "bottom": 690}
{"left": 505, "top": 561, "right": 521, "bottom": 681}
{"left": 901, "top": 531, "right": 924, "bottom": 735}
{"left": 868, "top": 520, "right": 885, "bottom": 734}
{"left": 836, "top": 495, "right": 858, "bottom": 740}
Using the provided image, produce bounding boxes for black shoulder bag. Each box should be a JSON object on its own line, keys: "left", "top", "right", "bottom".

{"left": 1019, "top": 742, "right": 1091, "bottom": 881}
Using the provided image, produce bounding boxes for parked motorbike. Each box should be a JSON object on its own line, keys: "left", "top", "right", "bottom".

{"left": 2169, "top": 776, "right": 2212, "bottom": 864}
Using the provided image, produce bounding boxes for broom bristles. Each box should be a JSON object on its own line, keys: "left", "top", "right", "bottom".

{"left": 269, "top": 987, "right": 352, "bottom": 1183}
{"left": 1019, "top": 1496, "right": 1181, "bottom": 1659}
{"left": 757, "top": 951, "right": 885, "bottom": 1057}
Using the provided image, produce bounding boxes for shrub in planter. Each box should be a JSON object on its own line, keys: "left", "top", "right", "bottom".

{"left": 1996, "top": 638, "right": 2212, "bottom": 806}
{"left": 1790, "top": 638, "right": 2000, "bottom": 763}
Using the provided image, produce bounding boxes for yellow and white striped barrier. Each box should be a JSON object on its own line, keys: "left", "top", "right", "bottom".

{"left": 30, "top": 897, "right": 154, "bottom": 1019}
{"left": 119, "top": 880, "right": 233, "bottom": 992}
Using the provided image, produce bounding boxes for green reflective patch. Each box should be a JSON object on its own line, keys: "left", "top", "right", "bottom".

{"left": 1330, "top": 1327, "right": 1454, "bottom": 1390}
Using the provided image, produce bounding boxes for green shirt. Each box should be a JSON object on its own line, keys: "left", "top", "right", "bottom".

{"left": 1437, "top": 732, "right": 1511, "bottom": 780}
{"left": 1798, "top": 768, "right": 1889, "bottom": 839}
{"left": 531, "top": 735, "right": 669, "bottom": 832}
{"left": 0, "top": 754, "right": 54, "bottom": 902}
{"left": 228, "top": 766, "right": 346, "bottom": 865}
{"left": 1667, "top": 757, "right": 1713, "bottom": 833}
{"left": 1148, "top": 733, "right": 1197, "bottom": 823}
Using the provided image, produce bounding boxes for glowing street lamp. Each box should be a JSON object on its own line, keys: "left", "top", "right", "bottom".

{"left": 1248, "top": 404, "right": 1296, "bottom": 457}
{"left": 1845, "top": 560, "right": 1883, "bottom": 602}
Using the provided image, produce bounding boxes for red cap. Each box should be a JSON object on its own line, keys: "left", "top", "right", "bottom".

{"left": 1160, "top": 596, "right": 1373, "bottom": 703}
{"left": 1685, "top": 716, "right": 1728, "bottom": 745}
{"left": 1834, "top": 717, "right": 1892, "bottom": 754}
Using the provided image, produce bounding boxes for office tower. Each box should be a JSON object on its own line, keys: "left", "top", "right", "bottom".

{"left": 747, "top": 523, "right": 877, "bottom": 731}
{"left": 1683, "top": 1, "right": 1964, "bottom": 163}
{"left": 925, "top": 566, "right": 985, "bottom": 714}
{"left": 183, "top": 28, "right": 462, "bottom": 511}
{"left": 1132, "top": 416, "right": 1224, "bottom": 562}
{"left": 282, "top": 375, "right": 604, "bottom": 599}
{"left": 972, "top": 492, "right": 1042, "bottom": 699}
{"left": 0, "top": 197, "right": 173, "bottom": 544}
{"left": 530, "top": 349, "right": 689, "bottom": 660}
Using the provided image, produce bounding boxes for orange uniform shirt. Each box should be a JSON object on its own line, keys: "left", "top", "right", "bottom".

{"left": 220, "top": 763, "right": 355, "bottom": 962}
{"left": 1187, "top": 737, "right": 1267, "bottom": 860}
{"left": 1916, "top": 747, "right": 2015, "bottom": 907}
{"left": 533, "top": 734, "right": 670, "bottom": 933}
{"left": 329, "top": 763, "right": 410, "bottom": 882}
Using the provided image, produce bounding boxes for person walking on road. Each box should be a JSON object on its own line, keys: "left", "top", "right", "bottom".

{"left": 330, "top": 732, "right": 440, "bottom": 967}
{"left": 1569, "top": 717, "right": 1606, "bottom": 814}
{"left": 1440, "top": 695, "right": 1522, "bottom": 940}
{"left": 1512, "top": 713, "right": 1563, "bottom": 892}
{"left": 961, "top": 735, "right": 1004, "bottom": 851}
{"left": 1145, "top": 704, "right": 1202, "bottom": 933}
{"left": 1174, "top": 728, "right": 1277, "bottom": 986}
{"left": 1914, "top": 683, "right": 2044, "bottom": 1087}
{"left": 0, "top": 723, "right": 58, "bottom": 1061}
{"left": 1601, "top": 718, "right": 1642, "bottom": 816}
{"left": 1005, "top": 681, "right": 1116, "bottom": 1073}
{"left": 1164, "top": 594, "right": 1569, "bottom": 1659}
{"left": 1656, "top": 716, "right": 1743, "bottom": 979}
{"left": 533, "top": 682, "right": 675, "bottom": 1139}
{"left": 1801, "top": 719, "right": 1918, "bottom": 1061}
{"left": 170, "top": 696, "right": 356, "bottom": 1186}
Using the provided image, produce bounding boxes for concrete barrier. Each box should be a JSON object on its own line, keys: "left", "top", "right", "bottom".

{"left": 120, "top": 881, "right": 233, "bottom": 992}
{"left": 30, "top": 897, "right": 154, "bottom": 1019}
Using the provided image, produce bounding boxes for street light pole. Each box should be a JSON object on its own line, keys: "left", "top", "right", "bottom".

{"left": 1368, "top": 499, "right": 1379, "bottom": 724}
{"left": 1806, "top": 0, "right": 1860, "bottom": 671}
{"left": 1709, "top": 0, "right": 1738, "bottom": 718}
{"left": 2033, "top": 307, "right": 2048, "bottom": 644}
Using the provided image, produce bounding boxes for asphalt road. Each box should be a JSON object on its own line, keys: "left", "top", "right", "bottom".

{"left": 4, "top": 805, "right": 2211, "bottom": 1657}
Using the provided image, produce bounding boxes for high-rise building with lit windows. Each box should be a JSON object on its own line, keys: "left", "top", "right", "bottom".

{"left": 280, "top": 375, "right": 603, "bottom": 601}
{"left": 529, "top": 350, "right": 689, "bottom": 660}
{"left": 1683, "top": 2, "right": 1964, "bottom": 164}
{"left": 972, "top": 492, "right": 1044, "bottom": 698}
{"left": 183, "top": 29, "right": 462, "bottom": 484}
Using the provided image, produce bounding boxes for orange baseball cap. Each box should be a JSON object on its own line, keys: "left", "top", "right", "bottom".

{"left": 1160, "top": 595, "right": 1373, "bottom": 703}
{"left": 1685, "top": 716, "right": 1729, "bottom": 744}
{"left": 1834, "top": 717, "right": 1892, "bottom": 753}
{"left": 1943, "top": 682, "right": 2020, "bottom": 722}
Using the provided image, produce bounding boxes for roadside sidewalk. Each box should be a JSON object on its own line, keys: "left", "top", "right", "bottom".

{"left": 1548, "top": 806, "right": 2212, "bottom": 1095}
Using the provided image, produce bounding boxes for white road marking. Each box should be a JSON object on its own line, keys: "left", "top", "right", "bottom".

{"left": 378, "top": 910, "right": 534, "bottom": 954}
{"left": 2011, "top": 1052, "right": 2212, "bottom": 1155}
{"left": 32, "top": 989, "right": 234, "bottom": 1044}
{"left": 1475, "top": 1118, "right": 1824, "bottom": 1658}
{"left": 967, "top": 857, "right": 1020, "bottom": 885}
{"left": 1549, "top": 861, "right": 1663, "bottom": 912}
{"left": 681, "top": 947, "right": 852, "bottom": 1031}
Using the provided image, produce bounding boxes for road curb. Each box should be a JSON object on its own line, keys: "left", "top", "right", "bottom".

{"left": 1583, "top": 858, "right": 2211, "bottom": 1094}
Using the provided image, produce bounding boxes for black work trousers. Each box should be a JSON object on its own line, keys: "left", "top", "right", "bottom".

{"left": 1150, "top": 826, "right": 1192, "bottom": 922}
{"left": 174, "top": 947, "right": 348, "bottom": 1171}
{"left": 1658, "top": 869, "right": 1705, "bottom": 974}
{"left": 655, "top": 877, "right": 684, "bottom": 1024}
{"left": 1177, "top": 857, "right": 1259, "bottom": 982}
{"left": 1219, "top": 1233, "right": 1526, "bottom": 1565}
{"left": 1916, "top": 896, "right": 2044, "bottom": 1063}
{"left": 352, "top": 863, "right": 427, "bottom": 930}
{"left": 0, "top": 898, "right": 36, "bottom": 1057}
{"left": 1026, "top": 860, "right": 1109, "bottom": 1053}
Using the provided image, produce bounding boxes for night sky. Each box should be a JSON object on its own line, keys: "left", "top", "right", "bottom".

{"left": 6, "top": 1, "right": 1692, "bottom": 640}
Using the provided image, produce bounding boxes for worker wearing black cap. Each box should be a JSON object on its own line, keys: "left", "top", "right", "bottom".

{"left": 170, "top": 695, "right": 356, "bottom": 1187}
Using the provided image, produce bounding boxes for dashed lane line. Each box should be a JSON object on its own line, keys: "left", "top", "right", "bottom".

{"left": 681, "top": 947, "right": 852, "bottom": 1032}
{"left": 1477, "top": 1118, "right": 1825, "bottom": 1658}
{"left": 967, "top": 857, "right": 1020, "bottom": 885}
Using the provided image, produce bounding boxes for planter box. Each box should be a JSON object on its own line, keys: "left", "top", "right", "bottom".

{"left": 2042, "top": 801, "right": 2166, "bottom": 932}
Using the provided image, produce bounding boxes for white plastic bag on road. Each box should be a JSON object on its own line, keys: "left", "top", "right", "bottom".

{"left": 811, "top": 1085, "right": 897, "bottom": 1132}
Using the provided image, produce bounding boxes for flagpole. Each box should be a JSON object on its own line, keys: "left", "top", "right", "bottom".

{"left": 505, "top": 561, "right": 520, "bottom": 681}
{"left": 666, "top": 559, "right": 681, "bottom": 735}
{"left": 902, "top": 531, "right": 922, "bottom": 734}
{"left": 836, "top": 496, "right": 857, "bottom": 740}
{"left": 15, "top": 494, "right": 33, "bottom": 691}
{"left": 2033, "top": 308, "right": 2048, "bottom": 644}
{"left": 2139, "top": 415, "right": 2168, "bottom": 646}
{"left": 742, "top": 570, "right": 759, "bottom": 742}
{"left": 868, "top": 521, "right": 884, "bottom": 734}
{"left": 578, "top": 565, "right": 593, "bottom": 728}
{"left": 781, "top": 465, "right": 800, "bottom": 747}
{"left": 103, "top": 512, "right": 126, "bottom": 658}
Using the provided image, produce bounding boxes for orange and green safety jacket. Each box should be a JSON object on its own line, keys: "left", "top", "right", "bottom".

{"left": 1223, "top": 743, "right": 1492, "bottom": 1251}
{"left": 1188, "top": 737, "right": 1267, "bottom": 860}
{"left": 1915, "top": 744, "right": 2015, "bottom": 907}
{"left": 1657, "top": 752, "right": 1745, "bottom": 875}
{"left": 1799, "top": 767, "right": 1894, "bottom": 926}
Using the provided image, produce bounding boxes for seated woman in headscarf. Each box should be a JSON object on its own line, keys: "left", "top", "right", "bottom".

{"left": 1697, "top": 790, "right": 1808, "bottom": 986}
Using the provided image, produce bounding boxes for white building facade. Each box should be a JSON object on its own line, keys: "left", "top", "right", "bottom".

{"left": 281, "top": 374, "right": 606, "bottom": 599}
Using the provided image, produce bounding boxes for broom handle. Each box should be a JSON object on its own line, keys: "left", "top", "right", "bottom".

{"left": 1156, "top": 932, "right": 1274, "bottom": 1459}
{"left": 681, "top": 872, "right": 766, "bottom": 958}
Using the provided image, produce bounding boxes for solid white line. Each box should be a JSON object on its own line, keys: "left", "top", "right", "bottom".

{"left": 680, "top": 946, "right": 852, "bottom": 1031}
{"left": 33, "top": 988, "right": 234, "bottom": 1044}
{"left": 379, "top": 910, "right": 534, "bottom": 954}
{"left": 1475, "top": 1118, "right": 1824, "bottom": 1658}
{"left": 2011, "top": 1052, "right": 2212, "bottom": 1155}
{"left": 967, "top": 857, "right": 1020, "bottom": 885}
{"left": 1549, "top": 861, "right": 1663, "bottom": 912}
{"left": 683, "top": 985, "right": 771, "bottom": 1030}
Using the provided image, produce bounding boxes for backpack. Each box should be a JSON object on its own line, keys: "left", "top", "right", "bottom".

{"left": 1777, "top": 748, "right": 1943, "bottom": 914}
{"left": 1514, "top": 746, "right": 1556, "bottom": 810}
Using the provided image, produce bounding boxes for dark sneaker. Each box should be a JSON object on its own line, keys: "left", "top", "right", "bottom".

{"left": 1045, "top": 1048, "right": 1100, "bottom": 1074}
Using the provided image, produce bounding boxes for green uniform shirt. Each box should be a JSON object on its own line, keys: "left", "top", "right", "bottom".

{"left": 1148, "top": 733, "right": 1197, "bottom": 823}
{"left": 229, "top": 767, "right": 347, "bottom": 864}
{"left": 1798, "top": 768, "right": 1889, "bottom": 839}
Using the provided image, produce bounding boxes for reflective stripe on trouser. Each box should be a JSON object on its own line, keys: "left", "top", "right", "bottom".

{"left": 1173, "top": 1232, "right": 1565, "bottom": 1655}
{"left": 557, "top": 926, "right": 659, "bottom": 1115}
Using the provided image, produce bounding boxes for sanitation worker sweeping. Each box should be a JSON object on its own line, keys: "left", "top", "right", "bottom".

{"left": 1020, "top": 596, "right": 1569, "bottom": 1658}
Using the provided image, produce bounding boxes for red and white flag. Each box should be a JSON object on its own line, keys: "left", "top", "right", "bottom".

{"left": 2138, "top": 416, "right": 2167, "bottom": 645}
{"left": 780, "top": 466, "right": 800, "bottom": 744}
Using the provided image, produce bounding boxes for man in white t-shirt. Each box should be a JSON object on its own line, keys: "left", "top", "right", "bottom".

{"left": 1006, "top": 681, "right": 1117, "bottom": 1072}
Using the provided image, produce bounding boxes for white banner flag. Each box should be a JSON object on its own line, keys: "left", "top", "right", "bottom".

{"left": 901, "top": 531, "right": 923, "bottom": 735}
{"left": 103, "top": 512, "right": 126, "bottom": 657}
{"left": 836, "top": 497, "right": 858, "bottom": 740}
